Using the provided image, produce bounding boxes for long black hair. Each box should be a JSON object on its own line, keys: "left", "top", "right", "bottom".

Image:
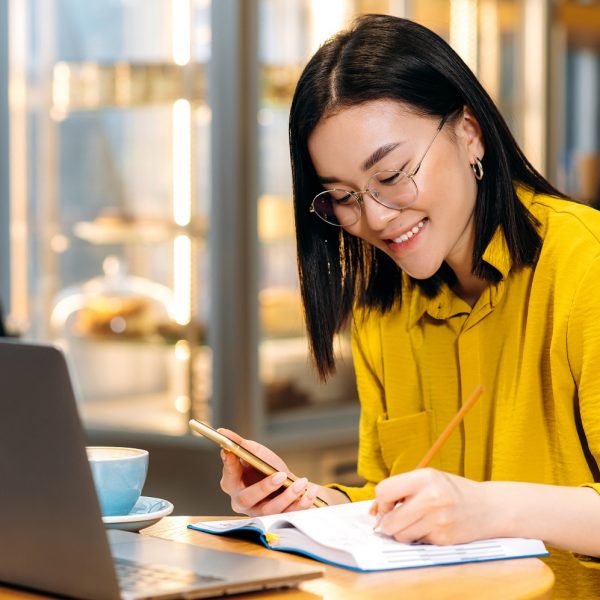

{"left": 289, "top": 14, "right": 565, "bottom": 379}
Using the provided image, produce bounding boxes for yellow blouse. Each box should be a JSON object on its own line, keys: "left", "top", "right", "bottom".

{"left": 331, "top": 188, "right": 600, "bottom": 598}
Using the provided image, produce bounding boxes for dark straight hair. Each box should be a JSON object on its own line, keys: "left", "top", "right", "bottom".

{"left": 289, "top": 15, "right": 566, "bottom": 380}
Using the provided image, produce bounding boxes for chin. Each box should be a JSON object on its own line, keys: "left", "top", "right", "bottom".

{"left": 397, "top": 262, "right": 443, "bottom": 281}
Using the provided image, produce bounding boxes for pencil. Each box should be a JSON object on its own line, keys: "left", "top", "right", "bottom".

{"left": 415, "top": 384, "right": 485, "bottom": 469}
{"left": 372, "top": 384, "right": 484, "bottom": 528}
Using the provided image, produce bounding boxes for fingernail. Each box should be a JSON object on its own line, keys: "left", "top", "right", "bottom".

{"left": 305, "top": 484, "right": 318, "bottom": 500}
{"left": 272, "top": 472, "right": 287, "bottom": 486}
{"left": 292, "top": 478, "right": 308, "bottom": 493}
{"left": 220, "top": 450, "right": 227, "bottom": 462}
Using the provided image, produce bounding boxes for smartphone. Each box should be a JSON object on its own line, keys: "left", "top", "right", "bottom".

{"left": 189, "top": 419, "right": 328, "bottom": 508}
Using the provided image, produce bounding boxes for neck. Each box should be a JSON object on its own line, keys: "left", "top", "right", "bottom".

{"left": 451, "top": 268, "right": 488, "bottom": 307}
{"left": 445, "top": 220, "right": 485, "bottom": 307}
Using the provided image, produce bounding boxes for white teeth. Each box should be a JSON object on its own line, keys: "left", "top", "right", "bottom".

{"left": 392, "top": 219, "right": 427, "bottom": 244}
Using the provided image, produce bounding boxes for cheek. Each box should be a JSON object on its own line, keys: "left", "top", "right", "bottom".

{"left": 342, "top": 223, "right": 374, "bottom": 245}
{"left": 423, "top": 162, "right": 477, "bottom": 217}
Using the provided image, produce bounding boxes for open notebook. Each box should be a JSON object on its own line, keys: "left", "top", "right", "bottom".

{"left": 190, "top": 500, "right": 548, "bottom": 572}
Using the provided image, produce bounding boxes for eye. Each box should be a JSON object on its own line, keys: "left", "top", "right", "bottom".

{"left": 328, "top": 189, "right": 356, "bottom": 206}
{"left": 375, "top": 171, "right": 403, "bottom": 186}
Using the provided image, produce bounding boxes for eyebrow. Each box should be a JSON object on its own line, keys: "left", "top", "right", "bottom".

{"left": 316, "top": 141, "right": 403, "bottom": 185}
{"left": 361, "top": 142, "right": 402, "bottom": 172}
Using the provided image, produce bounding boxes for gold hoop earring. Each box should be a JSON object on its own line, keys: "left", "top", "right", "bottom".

{"left": 471, "top": 156, "right": 484, "bottom": 181}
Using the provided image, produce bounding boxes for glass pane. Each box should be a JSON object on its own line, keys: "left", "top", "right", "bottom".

{"left": 9, "top": 0, "right": 212, "bottom": 434}
{"left": 257, "top": 1, "right": 360, "bottom": 418}
{"left": 554, "top": 2, "right": 600, "bottom": 207}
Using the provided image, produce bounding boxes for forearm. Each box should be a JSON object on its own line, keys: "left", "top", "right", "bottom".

{"left": 484, "top": 481, "right": 600, "bottom": 556}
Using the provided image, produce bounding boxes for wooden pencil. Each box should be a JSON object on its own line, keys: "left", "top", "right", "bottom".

{"left": 415, "top": 384, "right": 485, "bottom": 469}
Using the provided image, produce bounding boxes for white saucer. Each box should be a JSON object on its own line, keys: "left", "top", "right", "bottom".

{"left": 102, "top": 496, "right": 174, "bottom": 532}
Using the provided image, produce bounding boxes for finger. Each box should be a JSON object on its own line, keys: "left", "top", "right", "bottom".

{"left": 374, "top": 470, "right": 437, "bottom": 521}
{"left": 219, "top": 449, "right": 245, "bottom": 494}
{"left": 217, "top": 427, "right": 242, "bottom": 442}
{"left": 375, "top": 471, "right": 426, "bottom": 504}
{"left": 232, "top": 472, "right": 291, "bottom": 514}
{"left": 286, "top": 484, "right": 320, "bottom": 512}
{"left": 255, "top": 477, "right": 311, "bottom": 514}
{"left": 217, "top": 428, "right": 262, "bottom": 453}
{"left": 218, "top": 428, "right": 289, "bottom": 474}
{"left": 377, "top": 496, "right": 423, "bottom": 538}
{"left": 388, "top": 516, "right": 431, "bottom": 544}
{"left": 374, "top": 499, "right": 398, "bottom": 518}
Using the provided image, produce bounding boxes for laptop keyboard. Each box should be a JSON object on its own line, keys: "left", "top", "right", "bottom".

{"left": 115, "top": 557, "right": 223, "bottom": 594}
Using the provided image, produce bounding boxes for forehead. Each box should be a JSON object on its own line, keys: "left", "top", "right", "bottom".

{"left": 308, "top": 100, "right": 424, "bottom": 173}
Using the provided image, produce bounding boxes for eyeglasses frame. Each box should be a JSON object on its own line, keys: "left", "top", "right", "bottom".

{"left": 309, "top": 113, "right": 450, "bottom": 227}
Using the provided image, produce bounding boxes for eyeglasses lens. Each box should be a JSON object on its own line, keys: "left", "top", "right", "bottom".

{"left": 312, "top": 172, "right": 417, "bottom": 227}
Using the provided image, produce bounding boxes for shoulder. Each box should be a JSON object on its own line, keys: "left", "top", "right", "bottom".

{"left": 351, "top": 305, "right": 386, "bottom": 343}
{"left": 529, "top": 193, "right": 600, "bottom": 253}
{"left": 524, "top": 192, "right": 600, "bottom": 305}
{"left": 351, "top": 302, "right": 407, "bottom": 349}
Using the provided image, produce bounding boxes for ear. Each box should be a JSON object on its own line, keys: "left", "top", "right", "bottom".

{"left": 459, "top": 105, "right": 485, "bottom": 161}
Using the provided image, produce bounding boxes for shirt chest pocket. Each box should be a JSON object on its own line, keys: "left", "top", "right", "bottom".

{"left": 376, "top": 410, "right": 433, "bottom": 475}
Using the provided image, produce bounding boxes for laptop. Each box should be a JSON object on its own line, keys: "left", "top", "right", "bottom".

{"left": 0, "top": 340, "right": 323, "bottom": 599}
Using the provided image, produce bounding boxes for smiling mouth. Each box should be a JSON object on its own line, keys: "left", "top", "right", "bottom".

{"left": 389, "top": 218, "right": 428, "bottom": 244}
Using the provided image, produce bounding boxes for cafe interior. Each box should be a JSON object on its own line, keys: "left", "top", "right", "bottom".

{"left": 0, "top": 0, "right": 599, "bottom": 519}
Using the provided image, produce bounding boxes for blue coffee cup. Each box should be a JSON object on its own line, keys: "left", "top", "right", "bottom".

{"left": 86, "top": 447, "right": 149, "bottom": 517}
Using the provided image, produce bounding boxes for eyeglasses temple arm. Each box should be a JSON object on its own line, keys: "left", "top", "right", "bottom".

{"left": 409, "top": 114, "right": 450, "bottom": 177}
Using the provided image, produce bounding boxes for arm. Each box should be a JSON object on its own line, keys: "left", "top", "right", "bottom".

{"left": 374, "top": 469, "right": 600, "bottom": 556}
{"left": 485, "top": 480, "right": 600, "bottom": 555}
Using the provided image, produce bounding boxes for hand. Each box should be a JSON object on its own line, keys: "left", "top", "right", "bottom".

{"left": 371, "top": 468, "right": 492, "bottom": 545}
{"left": 218, "top": 428, "right": 321, "bottom": 516}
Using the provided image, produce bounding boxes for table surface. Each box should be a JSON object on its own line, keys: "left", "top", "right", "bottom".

{"left": 0, "top": 516, "right": 555, "bottom": 600}
{"left": 141, "top": 516, "right": 555, "bottom": 600}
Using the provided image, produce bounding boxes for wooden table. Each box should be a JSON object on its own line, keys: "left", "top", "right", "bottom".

{"left": 141, "top": 516, "right": 555, "bottom": 600}
{"left": 0, "top": 516, "right": 554, "bottom": 599}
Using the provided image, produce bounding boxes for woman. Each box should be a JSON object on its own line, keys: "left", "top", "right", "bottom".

{"left": 220, "top": 15, "right": 600, "bottom": 596}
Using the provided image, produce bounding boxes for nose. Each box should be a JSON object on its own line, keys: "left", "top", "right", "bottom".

{"left": 361, "top": 192, "right": 402, "bottom": 231}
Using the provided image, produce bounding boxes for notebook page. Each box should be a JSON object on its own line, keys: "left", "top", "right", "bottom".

{"left": 269, "top": 501, "right": 547, "bottom": 571}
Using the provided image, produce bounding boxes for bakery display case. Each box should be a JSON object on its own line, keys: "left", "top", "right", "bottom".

{"left": 7, "top": 0, "right": 212, "bottom": 435}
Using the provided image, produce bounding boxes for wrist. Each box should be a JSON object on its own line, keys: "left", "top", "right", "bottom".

{"left": 479, "top": 481, "right": 518, "bottom": 538}
{"left": 318, "top": 486, "right": 351, "bottom": 506}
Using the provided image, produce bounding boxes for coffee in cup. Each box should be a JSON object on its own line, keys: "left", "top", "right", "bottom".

{"left": 86, "top": 446, "right": 149, "bottom": 517}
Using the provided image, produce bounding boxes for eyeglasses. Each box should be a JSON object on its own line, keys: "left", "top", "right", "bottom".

{"left": 310, "top": 114, "right": 449, "bottom": 227}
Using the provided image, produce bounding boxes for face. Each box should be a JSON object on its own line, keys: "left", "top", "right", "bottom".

{"left": 307, "top": 100, "right": 485, "bottom": 281}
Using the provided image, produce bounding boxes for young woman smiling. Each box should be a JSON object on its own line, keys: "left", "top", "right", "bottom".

{"left": 219, "top": 15, "right": 600, "bottom": 597}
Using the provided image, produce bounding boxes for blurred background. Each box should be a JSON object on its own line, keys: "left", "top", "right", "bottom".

{"left": 0, "top": 0, "right": 598, "bottom": 515}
